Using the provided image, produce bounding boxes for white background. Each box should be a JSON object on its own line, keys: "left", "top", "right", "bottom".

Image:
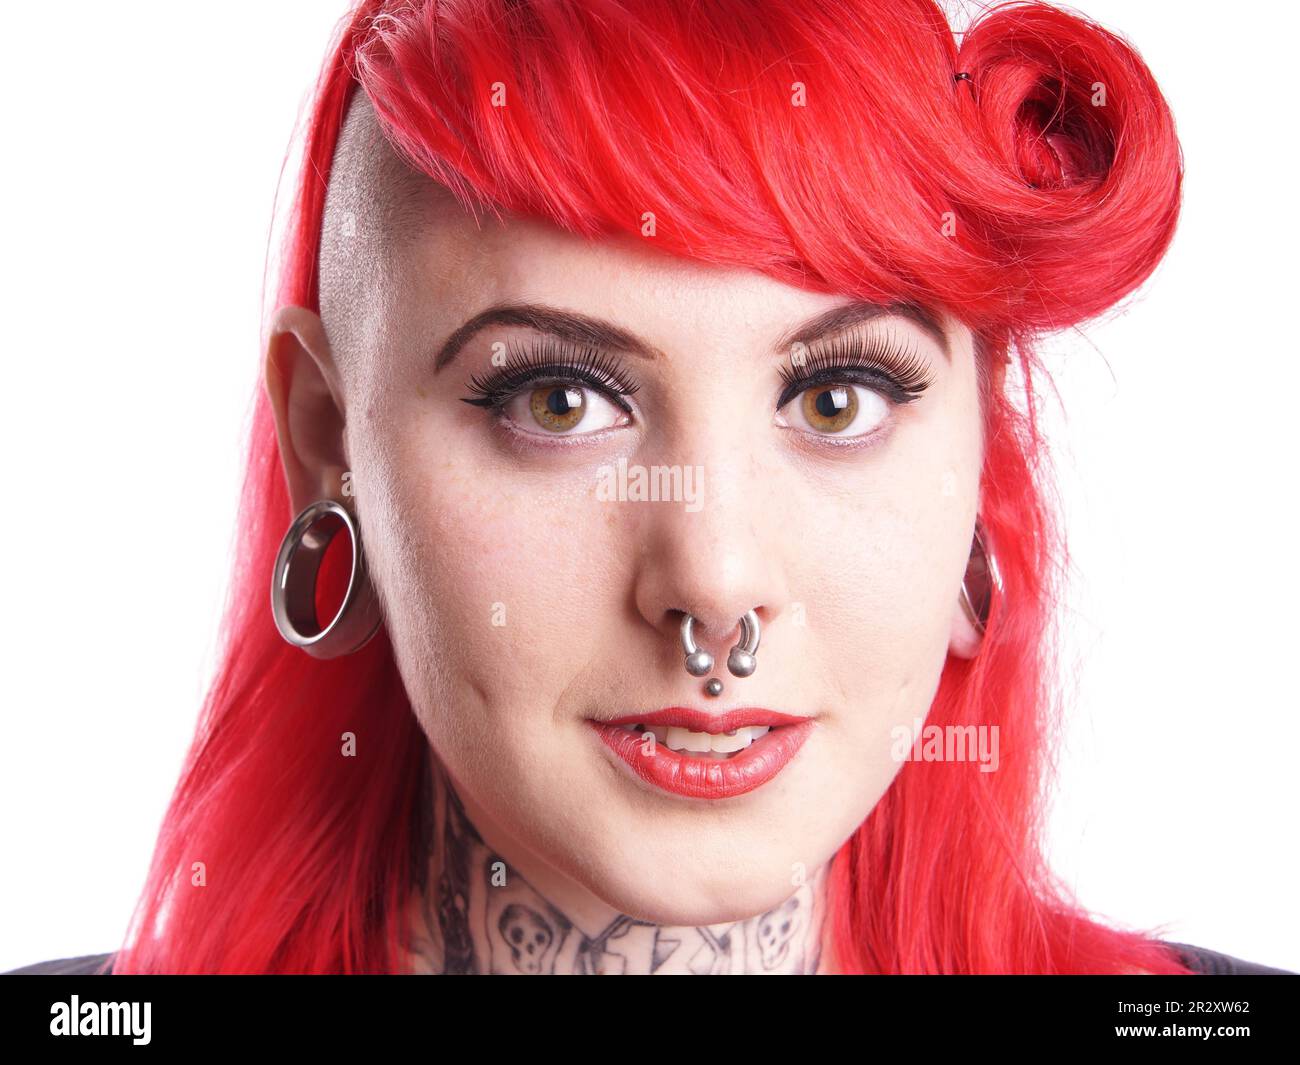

{"left": 2, "top": 1, "right": 1295, "bottom": 972}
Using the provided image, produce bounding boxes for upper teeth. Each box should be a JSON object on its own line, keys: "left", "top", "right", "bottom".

{"left": 627, "top": 724, "right": 771, "bottom": 754}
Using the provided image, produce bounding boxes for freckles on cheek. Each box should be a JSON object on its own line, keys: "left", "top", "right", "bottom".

{"left": 474, "top": 481, "right": 620, "bottom": 632}
{"left": 388, "top": 442, "right": 621, "bottom": 696}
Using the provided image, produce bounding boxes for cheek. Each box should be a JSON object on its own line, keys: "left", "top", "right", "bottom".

{"left": 351, "top": 416, "right": 621, "bottom": 744}
{"left": 800, "top": 453, "right": 976, "bottom": 671}
{"left": 791, "top": 429, "right": 980, "bottom": 791}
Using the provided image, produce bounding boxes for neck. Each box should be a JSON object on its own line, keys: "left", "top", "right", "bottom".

{"left": 400, "top": 750, "right": 835, "bottom": 975}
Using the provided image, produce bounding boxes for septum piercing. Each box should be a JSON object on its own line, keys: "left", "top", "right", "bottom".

{"left": 680, "top": 610, "right": 761, "bottom": 697}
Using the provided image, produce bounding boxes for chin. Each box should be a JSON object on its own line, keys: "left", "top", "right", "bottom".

{"left": 578, "top": 852, "right": 805, "bottom": 928}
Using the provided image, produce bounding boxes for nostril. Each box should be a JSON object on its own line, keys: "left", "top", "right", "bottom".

{"left": 678, "top": 609, "right": 763, "bottom": 671}
{"left": 679, "top": 616, "right": 729, "bottom": 661}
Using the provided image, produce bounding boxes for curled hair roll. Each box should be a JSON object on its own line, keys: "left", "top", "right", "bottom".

{"left": 952, "top": 0, "right": 1184, "bottom": 333}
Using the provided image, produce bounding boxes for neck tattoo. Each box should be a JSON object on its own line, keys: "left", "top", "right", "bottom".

{"left": 401, "top": 752, "right": 833, "bottom": 975}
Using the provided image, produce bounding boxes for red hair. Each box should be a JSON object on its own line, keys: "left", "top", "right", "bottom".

{"left": 113, "top": 0, "right": 1190, "bottom": 974}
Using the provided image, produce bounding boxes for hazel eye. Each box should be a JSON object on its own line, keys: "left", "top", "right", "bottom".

{"left": 779, "top": 383, "right": 889, "bottom": 437}
{"left": 501, "top": 383, "right": 630, "bottom": 436}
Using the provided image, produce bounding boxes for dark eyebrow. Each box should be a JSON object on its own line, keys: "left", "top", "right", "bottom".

{"left": 433, "top": 298, "right": 948, "bottom": 372}
{"left": 771, "top": 300, "right": 950, "bottom": 360}
{"left": 434, "top": 303, "right": 666, "bottom": 371}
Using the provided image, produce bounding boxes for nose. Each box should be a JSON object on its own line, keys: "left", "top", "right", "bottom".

{"left": 631, "top": 444, "right": 789, "bottom": 683}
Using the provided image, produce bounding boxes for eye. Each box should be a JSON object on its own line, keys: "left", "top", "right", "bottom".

{"left": 459, "top": 337, "right": 640, "bottom": 440}
{"left": 774, "top": 330, "right": 934, "bottom": 441}
{"left": 499, "top": 382, "right": 630, "bottom": 436}
{"left": 778, "top": 383, "right": 890, "bottom": 437}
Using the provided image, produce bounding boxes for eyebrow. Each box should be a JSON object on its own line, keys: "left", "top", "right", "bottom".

{"left": 432, "top": 298, "right": 949, "bottom": 372}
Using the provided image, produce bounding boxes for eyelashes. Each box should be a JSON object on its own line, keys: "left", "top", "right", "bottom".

{"left": 775, "top": 329, "right": 934, "bottom": 410}
{"left": 457, "top": 327, "right": 935, "bottom": 424}
{"left": 461, "top": 336, "right": 640, "bottom": 413}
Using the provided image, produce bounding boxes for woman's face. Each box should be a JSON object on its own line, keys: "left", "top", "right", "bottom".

{"left": 268, "top": 97, "right": 986, "bottom": 927}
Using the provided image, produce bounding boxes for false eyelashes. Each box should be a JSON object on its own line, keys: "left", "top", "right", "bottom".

{"left": 775, "top": 329, "right": 935, "bottom": 411}
{"left": 460, "top": 335, "right": 640, "bottom": 412}
{"left": 458, "top": 327, "right": 935, "bottom": 415}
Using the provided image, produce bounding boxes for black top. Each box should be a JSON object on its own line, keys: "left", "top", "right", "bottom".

{"left": 2, "top": 941, "right": 1294, "bottom": 975}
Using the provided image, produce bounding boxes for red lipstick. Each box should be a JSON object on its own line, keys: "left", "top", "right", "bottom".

{"left": 602, "top": 707, "right": 808, "bottom": 732}
{"left": 588, "top": 707, "right": 815, "bottom": 801}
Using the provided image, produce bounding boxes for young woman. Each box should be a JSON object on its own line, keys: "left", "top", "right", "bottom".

{"left": 10, "top": 0, "right": 1291, "bottom": 975}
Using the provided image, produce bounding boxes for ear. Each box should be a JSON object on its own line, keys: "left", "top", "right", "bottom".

{"left": 952, "top": 347, "right": 1006, "bottom": 660}
{"left": 991, "top": 353, "right": 1008, "bottom": 392}
{"left": 947, "top": 590, "right": 984, "bottom": 660}
{"left": 263, "top": 305, "right": 350, "bottom": 515}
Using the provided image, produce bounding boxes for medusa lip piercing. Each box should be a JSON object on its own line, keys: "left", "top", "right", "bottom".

{"left": 680, "top": 610, "right": 761, "bottom": 697}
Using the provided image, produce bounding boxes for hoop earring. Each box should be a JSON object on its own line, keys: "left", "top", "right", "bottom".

{"left": 270, "top": 497, "right": 383, "bottom": 658}
{"left": 959, "top": 522, "right": 1003, "bottom": 636}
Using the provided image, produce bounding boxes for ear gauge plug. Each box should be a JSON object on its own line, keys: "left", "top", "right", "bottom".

{"left": 270, "top": 496, "right": 383, "bottom": 658}
{"left": 959, "top": 522, "right": 1003, "bottom": 637}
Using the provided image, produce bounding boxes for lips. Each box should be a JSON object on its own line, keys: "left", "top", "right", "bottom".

{"left": 601, "top": 707, "right": 810, "bottom": 732}
{"left": 588, "top": 706, "right": 815, "bottom": 800}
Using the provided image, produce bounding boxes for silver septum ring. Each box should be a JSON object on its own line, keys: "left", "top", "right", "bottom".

{"left": 679, "top": 609, "right": 761, "bottom": 679}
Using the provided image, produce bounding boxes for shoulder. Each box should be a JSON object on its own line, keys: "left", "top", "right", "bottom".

{"left": 1163, "top": 941, "right": 1296, "bottom": 975}
{"left": 3, "top": 952, "right": 116, "bottom": 975}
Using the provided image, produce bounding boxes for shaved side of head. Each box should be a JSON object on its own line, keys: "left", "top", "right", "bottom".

{"left": 317, "top": 86, "right": 462, "bottom": 380}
